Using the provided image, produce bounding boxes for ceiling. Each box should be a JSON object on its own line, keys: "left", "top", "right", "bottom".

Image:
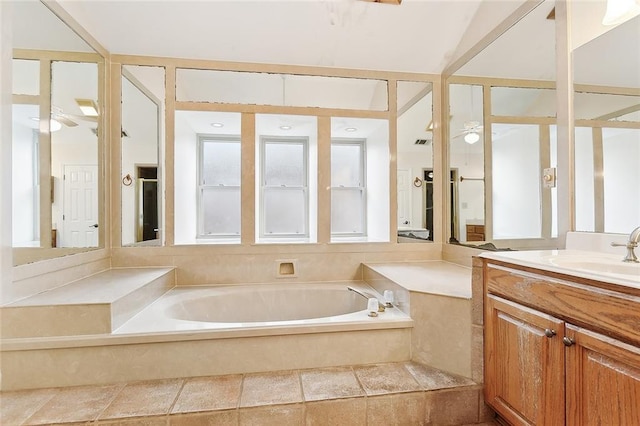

{"left": 55, "top": 0, "right": 503, "bottom": 74}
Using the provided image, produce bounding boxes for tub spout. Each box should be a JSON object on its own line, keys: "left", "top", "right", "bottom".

{"left": 347, "top": 286, "right": 386, "bottom": 312}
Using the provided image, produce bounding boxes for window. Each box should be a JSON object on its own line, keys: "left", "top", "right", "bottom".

{"left": 198, "top": 135, "right": 241, "bottom": 239}
{"left": 260, "top": 137, "right": 308, "bottom": 238}
{"left": 331, "top": 139, "right": 366, "bottom": 235}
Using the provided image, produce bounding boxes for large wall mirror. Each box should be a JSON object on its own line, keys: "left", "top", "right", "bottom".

{"left": 396, "top": 81, "right": 434, "bottom": 243}
{"left": 572, "top": 10, "right": 640, "bottom": 235}
{"left": 121, "top": 65, "right": 165, "bottom": 247}
{"left": 11, "top": 0, "right": 105, "bottom": 264}
{"left": 447, "top": 0, "right": 557, "bottom": 249}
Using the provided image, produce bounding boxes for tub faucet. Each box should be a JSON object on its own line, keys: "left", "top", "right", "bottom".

{"left": 347, "top": 286, "right": 386, "bottom": 312}
{"left": 611, "top": 226, "right": 640, "bottom": 263}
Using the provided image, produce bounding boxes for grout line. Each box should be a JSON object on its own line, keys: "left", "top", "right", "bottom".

{"left": 89, "top": 381, "right": 128, "bottom": 423}
{"left": 17, "top": 388, "right": 60, "bottom": 426}
{"left": 166, "top": 377, "right": 187, "bottom": 416}
{"left": 236, "top": 373, "right": 245, "bottom": 410}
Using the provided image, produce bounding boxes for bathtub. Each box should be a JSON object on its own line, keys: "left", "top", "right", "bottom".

{"left": 115, "top": 281, "right": 412, "bottom": 335}
{"left": 3, "top": 282, "right": 414, "bottom": 389}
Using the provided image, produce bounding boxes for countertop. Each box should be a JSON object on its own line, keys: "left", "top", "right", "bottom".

{"left": 363, "top": 261, "right": 472, "bottom": 299}
{"left": 479, "top": 249, "right": 640, "bottom": 290}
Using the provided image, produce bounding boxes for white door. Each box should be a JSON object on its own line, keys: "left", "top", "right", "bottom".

{"left": 397, "top": 169, "right": 412, "bottom": 228}
{"left": 62, "top": 165, "right": 98, "bottom": 247}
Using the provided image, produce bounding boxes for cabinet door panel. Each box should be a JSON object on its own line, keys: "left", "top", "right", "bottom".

{"left": 485, "top": 295, "right": 565, "bottom": 426}
{"left": 566, "top": 324, "right": 640, "bottom": 426}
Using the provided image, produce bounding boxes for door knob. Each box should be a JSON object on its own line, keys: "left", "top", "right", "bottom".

{"left": 90, "top": 224, "right": 99, "bottom": 228}
{"left": 544, "top": 329, "right": 556, "bottom": 338}
{"left": 562, "top": 336, "right": 575, "bottom": 347}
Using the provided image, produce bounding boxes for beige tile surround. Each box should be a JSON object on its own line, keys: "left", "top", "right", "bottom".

{"left": 0, "top": 362, "right": 494, "bottom": 426}
{"left": 363, "top": 261, "right": 475, "bottom": 379}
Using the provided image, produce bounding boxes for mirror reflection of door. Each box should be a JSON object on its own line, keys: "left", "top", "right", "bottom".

{"left": 396, "top": 81, "right": 433, "bottom": 243}
{"left": 62, "top": 164, "right": 98, "bottom": 247}
{"left": 121, "top": 66, "right": 164, "bottom": 246}
{"left": 137, "top": 166, "right": 158, "bottom": 242}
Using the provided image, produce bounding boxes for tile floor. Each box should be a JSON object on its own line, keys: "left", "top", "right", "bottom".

{"left": 0, "top": 361, "right": 496, "bottom": 425}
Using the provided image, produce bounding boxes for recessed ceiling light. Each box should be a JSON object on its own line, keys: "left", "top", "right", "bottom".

{"left": 280, "top": 125, "right": 292, "bottom": 130}
{"left": 345, "top": 127, "right": 357, "bottom": 132}
{"left": 211, "top": 122, "right": 224, "bottom": 128}
{"left": 75, "top": 98, "right": 99, "bottom": 117}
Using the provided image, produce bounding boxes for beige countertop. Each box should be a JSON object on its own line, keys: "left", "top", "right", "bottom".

{"left": 479, "top": 249, "right": 640, "bottom": 290}
{"left": 364, "top": 261, "right": 472, "bottom": 299}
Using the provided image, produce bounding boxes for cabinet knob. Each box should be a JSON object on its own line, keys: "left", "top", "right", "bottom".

{"left": 562, "top": 336, "right": 575, "bottom": 347}
{"left": 544, "top": 329, "right": 557, "bottom": 338}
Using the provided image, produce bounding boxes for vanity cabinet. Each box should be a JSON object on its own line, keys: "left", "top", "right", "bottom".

{"left": 483, "top": 260, "right": 640, "bottom": 426}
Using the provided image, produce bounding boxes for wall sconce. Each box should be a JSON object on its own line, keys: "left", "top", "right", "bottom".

{"left": 413, "top": 177, "right": 423, "bottom": 187}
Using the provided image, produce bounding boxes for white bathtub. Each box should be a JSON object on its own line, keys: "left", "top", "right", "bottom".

{"left": 115, "top": 281, "right": 412, "bottom": 335}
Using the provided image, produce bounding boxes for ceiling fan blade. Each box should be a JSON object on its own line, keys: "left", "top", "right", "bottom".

{"left": 54, "top": 114, "right": 78, "bottom": 127}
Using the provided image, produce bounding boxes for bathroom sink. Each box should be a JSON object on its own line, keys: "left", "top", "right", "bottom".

{"left": 547, "top": 256, "right": 640, "bottom": 281}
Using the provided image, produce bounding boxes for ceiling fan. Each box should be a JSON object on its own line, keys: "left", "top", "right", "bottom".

{"left": 51, "top": 99, "right": 100, "bottom": 128}
{"left": 452, "top": 120, "right": 483, "bottom": 144}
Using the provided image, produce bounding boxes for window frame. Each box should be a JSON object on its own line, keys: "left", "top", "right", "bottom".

{"left": 330, "top": 138, "right": 367, "bottom": 237}
{"left": 196, "top": 134, "right": 242, "bottom": 240}
{"left": 259, "top": 136, "right": 310, "bottom": 239}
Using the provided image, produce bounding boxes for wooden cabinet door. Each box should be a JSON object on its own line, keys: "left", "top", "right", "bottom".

{"left": 565, "top": 324, "right": 640, "bottom": 425}
{"left": 485, "top": 295, "right": 566, "bottom": 426}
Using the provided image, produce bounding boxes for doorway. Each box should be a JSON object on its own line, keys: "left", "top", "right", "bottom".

{"left": 137, "top": 166, "right": 158, "bottom": 242}
{"left": 62, "top": 164, "right": 98, "bottom": 247}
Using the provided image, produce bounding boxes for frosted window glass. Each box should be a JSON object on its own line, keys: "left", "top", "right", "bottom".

{"left": 264, "top": 142, "right": 304, "bottom": 186}
{"left": 263, "top": 189, "right": 306, "bottom": 235}
{"left": 202, "top": 140, "right": 240, "bottom": 186}
{"left": 202, "top": 188, "right": 240, "bottom": 235}
{"left": 331, "top": 189, "right": 364, "bottom": 234}
{"left": 331, "top": 144, "right": 362, "bottom": 187}
{"left": 492, "top": 124, "right": 541, "bottom": 239}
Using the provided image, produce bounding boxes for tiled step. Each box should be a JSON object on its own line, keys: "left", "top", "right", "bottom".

{"left": 1, "top": 267, "right": 175, "bottom": 338}
{"left": 0, "top": 361, "right": 495, "bottom": 426}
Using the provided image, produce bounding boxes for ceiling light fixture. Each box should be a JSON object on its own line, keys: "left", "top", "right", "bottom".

{"left": 464, "top": 131, "right": 480, "bottom": 144}
{"left": 279, "top": 125, "right": 292, "bottom": 130}
{"left": 75, "top": 99, "right": 99, "bottom": 117}
{"left": 211, "top": 122, "right": 224, "bottom": 128}
{"left": 345, "top": 127, "right": 357, "bottom": 132}
{"left": 602, "top": 0, "right": 640, "bottom": 25}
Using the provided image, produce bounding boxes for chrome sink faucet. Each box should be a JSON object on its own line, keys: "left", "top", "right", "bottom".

{"left": 611, "top": 226, "right": 640, "bottom": 263}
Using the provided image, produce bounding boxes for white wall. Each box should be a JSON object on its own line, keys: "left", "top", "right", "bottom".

{"left": 365, "top": 120, "right": 390, "bottom": 242}
{"left": 574, "top": 127, "right": 595, "bottom": 232}
{"left": 1, "top": 0, "right": 14, "bottom": 286}
{"left": 11, "top": 119, "right": 36, "bottom": 245}
{"left": 174, "top": 111, "right": 198, "bottom": 244}
{"left": 492, "top": 124, "right": 541, "bottom": 239}
{"left": 602, "top": 128, "right": 640, "bottom": 233}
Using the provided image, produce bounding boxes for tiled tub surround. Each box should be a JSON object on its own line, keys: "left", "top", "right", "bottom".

{"left": 363, "top": 261, "right": 475, "bottom": 379}
{"left": 0, "top": 280, "right": 413, "bottom": 390}
{"left": 0, "top": 361, "right": 495, "bottom": 426}
{"left": 1, "top": 268, "right": 175, "bottom": 338}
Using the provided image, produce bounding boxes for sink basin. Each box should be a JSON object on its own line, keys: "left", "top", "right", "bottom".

{"left": 547, "top": 256, "right": 640, "bottom": 281}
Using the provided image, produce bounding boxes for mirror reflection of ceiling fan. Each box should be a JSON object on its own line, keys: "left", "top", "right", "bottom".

{"left": 37, "top": 99, "right": 99, "bottom": 131}
{"left": 453, "top": 120, "right": 483, "bottom": 144}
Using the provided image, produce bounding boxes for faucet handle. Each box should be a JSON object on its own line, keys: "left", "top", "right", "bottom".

{"left": 611, "top": 241, "right": 638, "bottom": 248}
